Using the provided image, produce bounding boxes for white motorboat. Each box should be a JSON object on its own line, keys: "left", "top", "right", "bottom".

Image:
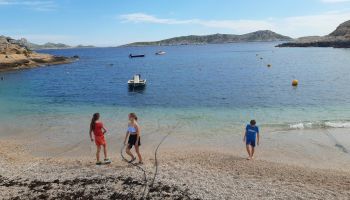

{"left": 155, "top": 51, "right": 166, "bottom": 55}
{"left": 128, "top": 74, "right": 146, "bottom": 88}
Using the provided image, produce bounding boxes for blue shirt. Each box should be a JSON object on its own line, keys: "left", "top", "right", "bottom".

{"left": 246, "top": 125, "right": 259, "bottom": 140}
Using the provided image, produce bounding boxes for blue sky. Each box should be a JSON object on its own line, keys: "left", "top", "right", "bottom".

{"left": 1, "top": 0, "right": 350, "bottom": 46}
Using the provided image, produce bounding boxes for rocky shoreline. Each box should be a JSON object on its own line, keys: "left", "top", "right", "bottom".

{"left": 0, "top": 54, "right": 77, "bottom": 72}
{"left": 0, "top": 36, "right": 76, "bottom": 72}
{"left": 276, "top": 37, "right": 350, "bottom": 48}
{"left": 277, "top": 20, "right": 350, "bottom": 48}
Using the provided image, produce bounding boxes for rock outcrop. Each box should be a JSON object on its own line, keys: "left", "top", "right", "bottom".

{"left": 0, "top": 36, "right": 76, "bottom": 71}
{"left": 277, "top": 20, "right": 350, "bottom": 48}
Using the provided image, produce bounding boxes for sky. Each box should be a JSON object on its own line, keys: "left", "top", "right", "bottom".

{"left": 1, "top": 0, "right": 350, "bottom": 46}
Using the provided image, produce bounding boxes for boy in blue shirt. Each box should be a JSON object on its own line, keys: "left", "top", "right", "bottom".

{"left": 243, "top": 120, "right": 260, "bottom": 160}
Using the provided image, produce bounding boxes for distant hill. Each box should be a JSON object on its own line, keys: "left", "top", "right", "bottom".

{"left": 329, "top": 20, "right": 350, "bottom": 37}
{"left": 4, "top": 37, "right": 95, "bottom": 50}
{"left": 28, "top": 42, "right": 71, "bottom": 50}
{"left": 124, "top": 30, "right": 292, "bottom": 46}
{"left": 277, "top": 20, "right": 350, "bottom": 48}
{"left": 76, "top": 44, "right": 96, "bottom": 48}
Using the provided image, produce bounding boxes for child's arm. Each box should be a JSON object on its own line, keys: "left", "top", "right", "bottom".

{"left": 102, "top": 124, "right": 107, "bottom": 134}
{"left": 243, "top": 130, "right": 247, "bottom": 143}
{"left": 124, "top": 131, "right": 129, "bottom": 145}
{"left": 257, "top": 132, "right": 260, "bottom": 146}
{"left": 135, "top": 124, "right": 140, "bottom": 147}
{"left": 89, "top": 127, "right": 93, "bottom": 142}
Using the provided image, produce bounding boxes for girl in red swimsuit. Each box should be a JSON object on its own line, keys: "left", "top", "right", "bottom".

{"left": 89, "top": 113, "right": 110, "bottom": 165}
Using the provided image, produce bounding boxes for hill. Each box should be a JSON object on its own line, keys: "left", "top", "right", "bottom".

{"left": 7, "top": 38, "right": 96, "bottom": 50}
{"left": 277, "top": 20, "right": 350, "bottom": 48}
{"left": 124, "top": 30, "right": 292, "bottom": 46}
{"left": 28, "top": 42, "right": 71, "bottom": 50}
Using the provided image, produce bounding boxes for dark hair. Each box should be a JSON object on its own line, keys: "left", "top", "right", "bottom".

{"left": 250, "top": 120, "right": 256, "bottom": 126}
{"left": 90, "top": 113, "right": 100, "bottom": 130}
{"left": 129, "top": 113, "right": 138, "bottom": 121}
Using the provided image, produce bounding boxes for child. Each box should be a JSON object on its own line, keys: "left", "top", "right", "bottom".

{"left": 89, "top": 113, "right": 110, "bottom": 165}
{"left": 124, "top": 113, "right": 143, "bottom": 164}
{"left": 243, "top": 120, "right": 260, "bottom": 160}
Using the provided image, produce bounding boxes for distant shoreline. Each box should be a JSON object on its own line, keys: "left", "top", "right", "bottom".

{"left": 120, "top": 40, "right": 290, "bottom": 47}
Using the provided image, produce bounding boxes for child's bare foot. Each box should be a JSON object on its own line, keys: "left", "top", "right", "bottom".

{"left": 247, "top": 157, "right": 251, "bottom": 160}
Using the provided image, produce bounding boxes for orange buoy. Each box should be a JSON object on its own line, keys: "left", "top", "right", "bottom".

{"left": 292, "top": 79, "right": 298, "bottom": 86}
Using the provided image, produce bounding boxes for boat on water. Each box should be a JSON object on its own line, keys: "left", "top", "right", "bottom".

{"left": 155, "top": 51, "right": 166, "bottom": 55}
{"left": 129, "top": 54, "right": 145, "bottom": 58}
{"left": 128, "top": 74, "right": 146, "bottom": 89}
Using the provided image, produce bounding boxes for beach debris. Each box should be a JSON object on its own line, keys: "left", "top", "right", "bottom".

{"left": 267, "top": 64, "right": 272, "bottom": 67}
{"left": 292, "top": 79, "right": 298, "bottom": 86}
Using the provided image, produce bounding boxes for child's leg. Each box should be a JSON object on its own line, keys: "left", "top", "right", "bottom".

{"left": 246, "top": 145, "right": 252, "bottom": 158}
{"left": 103, "top": 144, "right": 107, "bottom": 159}
{"left": 96, "top": 145, "right": 101, "bottom": 162}
{"left": 125, "top": 146, "right": 135, "bottom": 159}
{"left": 251, "top": 147, "right": 255, "bottom": 158}
{"left": 135, "top": 145, "right": 142, "bottom": 162}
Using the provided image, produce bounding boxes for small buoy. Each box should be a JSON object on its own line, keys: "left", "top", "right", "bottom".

{"left": 292, "top": 79, "right": 298, "bottom": 86}
{"left": 267, "top": 64, "right": 272, "bottom": 67}
{"left": 260, "top": 57, "right": 263, "bottom": 60}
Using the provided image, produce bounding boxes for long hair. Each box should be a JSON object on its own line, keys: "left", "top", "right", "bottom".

{"left": 129, "top": 113, "right": 138, "bottom": 121}
{"left": 90, "top": 113, "right": 100, "bottom": 131}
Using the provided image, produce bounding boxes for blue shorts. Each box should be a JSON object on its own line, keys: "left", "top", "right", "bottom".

{"left": 246, "top": 138, "right": 256, "bottom": 147}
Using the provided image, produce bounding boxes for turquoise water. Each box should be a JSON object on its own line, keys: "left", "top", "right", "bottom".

{"left": 1, "top": 42, "right": 350, "bottom": 138}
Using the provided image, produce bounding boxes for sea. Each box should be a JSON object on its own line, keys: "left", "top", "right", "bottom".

{"left": 1, "top": 42, "right": 350, "bottom": 145}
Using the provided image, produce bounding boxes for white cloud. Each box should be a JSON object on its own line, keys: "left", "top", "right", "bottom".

{"left": 120, "top": 12, "right": 350, "bottom": 38}
{"left": 0, "top": 0, "right": 56, "bottom": 11}
{"left": 120, "top": 13, "right": 274, "bottom": 34}
{"left": 120, "top": 13, "right": 193, "bottom": 25}
{"left": 274, "top": 11, "right": 350, "bottom": 37}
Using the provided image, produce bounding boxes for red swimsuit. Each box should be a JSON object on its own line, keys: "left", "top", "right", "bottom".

{"left": 93, "top": 122, "right": 106, "bottom": 146}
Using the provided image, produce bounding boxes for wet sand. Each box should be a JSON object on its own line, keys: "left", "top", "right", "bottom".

{"left": 1, "top": 127, "right": 350, "bottom": 200}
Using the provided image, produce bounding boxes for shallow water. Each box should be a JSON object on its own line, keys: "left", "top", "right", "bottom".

{"left": 1, "top": 42, "right": 350, "bottom": 139}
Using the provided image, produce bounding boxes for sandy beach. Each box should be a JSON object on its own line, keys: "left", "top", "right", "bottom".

{"left": 2, "top": 1, "right": 350, "bottom": 199}
{"left": 1, "top": 126, "right": 350, "bottom": 200}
